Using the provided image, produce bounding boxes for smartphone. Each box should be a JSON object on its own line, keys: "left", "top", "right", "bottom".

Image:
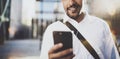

{"left": 53, "top": 31, "right": 73, "bottom": 52}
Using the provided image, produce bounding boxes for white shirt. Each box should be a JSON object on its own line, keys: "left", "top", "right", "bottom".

{"left": 40, "top": 12, "right": 120, "bottom": 59}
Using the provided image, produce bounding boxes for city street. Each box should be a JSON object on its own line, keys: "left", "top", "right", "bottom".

{"left": 0, "top": 39, "right": 41, "bottom": 59}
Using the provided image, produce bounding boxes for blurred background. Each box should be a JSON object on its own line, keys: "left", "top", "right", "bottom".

{"left": 0, "top": 0, "right": 120, "bottom": 59}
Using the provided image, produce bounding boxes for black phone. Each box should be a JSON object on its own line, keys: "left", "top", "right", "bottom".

{"left": 53, "top": 31, "right": 73, "bottom": 52}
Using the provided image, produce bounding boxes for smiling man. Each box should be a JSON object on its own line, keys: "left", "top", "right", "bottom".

{"left": 40, "top": 0, "right": 120, "bottom": 59}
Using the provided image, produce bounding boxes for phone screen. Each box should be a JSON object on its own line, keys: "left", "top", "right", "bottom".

{"left": 53, "top": 31, "right": 73, "bottom": 52}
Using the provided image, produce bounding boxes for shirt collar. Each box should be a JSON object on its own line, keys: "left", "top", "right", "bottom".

{"left": 63, "top": 11, "right": 89, "bottom": 24}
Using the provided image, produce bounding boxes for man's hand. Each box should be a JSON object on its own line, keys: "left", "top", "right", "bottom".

{"left": 48, "top": 43, "right": 75, "bottom": 59}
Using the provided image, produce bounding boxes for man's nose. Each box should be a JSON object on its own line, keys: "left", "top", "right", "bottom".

{"left": 69, "top": 0, "right": 75, "bottom": 5}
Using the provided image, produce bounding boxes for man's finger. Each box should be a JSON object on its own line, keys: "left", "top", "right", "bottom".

{"left": 50, "top": 48, "right": 73, "bottom": 58}
{"left": 49, "top": 43, "right": 63, "bottom": 54}
{"left": 60, "top": 53, "right": 75, "bottom": 59}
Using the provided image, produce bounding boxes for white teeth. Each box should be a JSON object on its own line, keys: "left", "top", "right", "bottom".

{"left": 71, "top": 8, "right": 76, "bottom": 10}
{"left": 69, "top": 7, "right": 76, "bottom": 11}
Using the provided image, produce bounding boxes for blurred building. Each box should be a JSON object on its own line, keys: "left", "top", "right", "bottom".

{"left": 0, "top": 0, "right": 11, "bottom": 44}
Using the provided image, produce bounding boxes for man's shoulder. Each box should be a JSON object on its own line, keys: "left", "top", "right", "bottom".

{"left": 47, "top": 21, "right": 62, "bottom": 28}
{"left": 44, "top": 20, "right": 70, "bottom": 33}
{"left": 46, "top": 21, "right": 66, "bottom": 30}
{"left": 88, "top": 14, "right": 108, "bottom": 24}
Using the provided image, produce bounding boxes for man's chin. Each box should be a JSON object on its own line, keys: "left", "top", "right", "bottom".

{"left": 68, "top": 14, "right": 78, "bottom": 19}
{"left": 69, "top": 16, "right": 77, "bottom": 20}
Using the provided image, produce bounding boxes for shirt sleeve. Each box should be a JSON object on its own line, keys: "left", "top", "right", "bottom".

{"left": 40, "top": 25, "right": 54, "bottom": 59}
{"left": 103, "top": 23, "right": 120, "bottom": 59}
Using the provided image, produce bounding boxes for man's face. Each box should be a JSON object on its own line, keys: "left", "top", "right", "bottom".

{"left": 62, "top": 0, "right": 82, "bottom": 19}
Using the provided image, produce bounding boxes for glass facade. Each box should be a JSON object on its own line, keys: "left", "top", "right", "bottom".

{"left": 39, "top": 0, "right": 64, "bottom": 20}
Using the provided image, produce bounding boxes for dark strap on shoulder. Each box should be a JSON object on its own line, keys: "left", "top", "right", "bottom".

{"left": 61, "top": 21, "right": 100, "bottom": 59}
